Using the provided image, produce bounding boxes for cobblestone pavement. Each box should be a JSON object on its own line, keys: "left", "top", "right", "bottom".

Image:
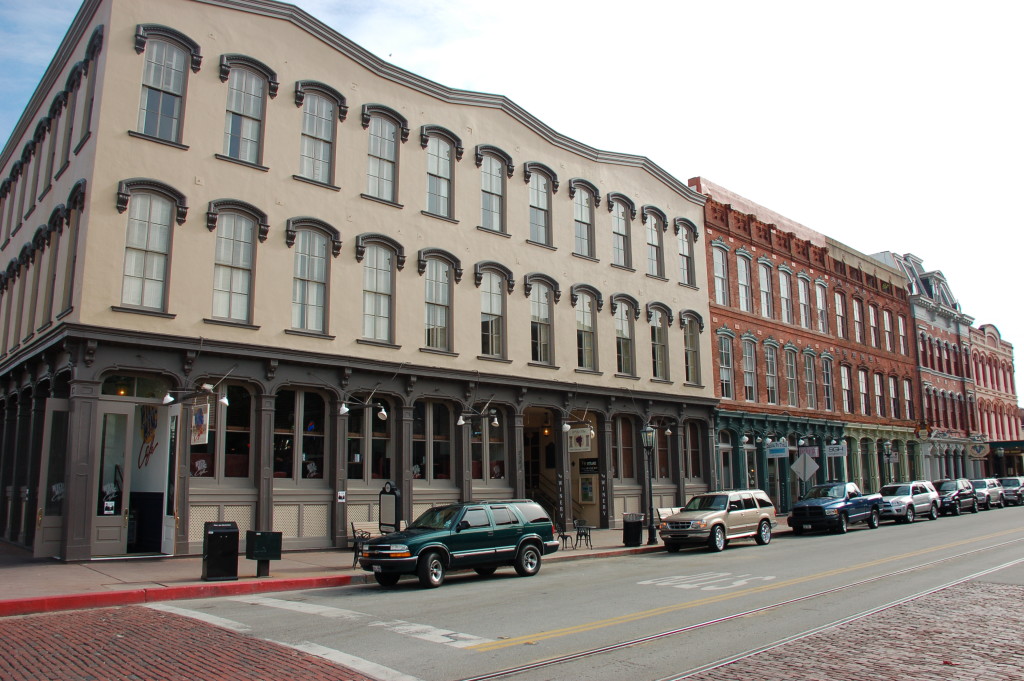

{"left": 684, "top": 581, "right": 1024, "bottom": 681}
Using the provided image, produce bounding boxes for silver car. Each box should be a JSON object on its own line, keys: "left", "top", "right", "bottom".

{"left": 999, "top": 477, "right": 1024, "bottom": 506}
{"left": 879, "top": 480, "right": 939, "bottom": 523}
{"left": 969, "top": 478, "right": 1005, "bottom": 510}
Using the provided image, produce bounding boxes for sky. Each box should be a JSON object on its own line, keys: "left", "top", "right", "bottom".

{"left": 1, "top": 0, "right": 1021, "bottom": 396}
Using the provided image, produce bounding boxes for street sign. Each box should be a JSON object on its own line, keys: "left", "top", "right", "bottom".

{"left": 767, "top": 443, "right": 788, "bottom": 458}
{"left": 824, "top": 443, "right": 848, "bottom": 458}
{"left": 791, "top": 453, "right": 819, "bottom": 481}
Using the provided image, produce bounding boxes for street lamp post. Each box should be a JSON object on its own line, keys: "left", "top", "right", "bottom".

{"left": 883, "top": 440, "right": 893, "bottom": 485}
{"left": 641, "top": 425, "right": 657, "bottom": 545}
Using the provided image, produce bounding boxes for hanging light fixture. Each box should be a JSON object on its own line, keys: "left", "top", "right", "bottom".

{"left": 339, "top": 403, "right": 350, "bottom": 416}
{"left": 162, "top": 393, "right": 174, "bottom": 405}
{"left": 219, "top": 394, "right": 230, "bottom": 407}
{"left": 377, "top": 404, "right": 388, "bottom": 421}
{"left": 664, "top": 426, "right": 672, "bottom": 436}
{"left": 456, "top": 414, "right": 466, "bottom": 426}
{"left": 562, "top": 422, "right": 572, "bottom": 433}
{"left": 491, "top": 415, "right": 499, "bottom": 427}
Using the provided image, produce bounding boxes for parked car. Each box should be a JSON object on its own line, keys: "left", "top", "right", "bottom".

{"left": 788, "top": 481, "right": 882, "bottom": 534}
{"left": 659, "top": 489, "right": 777, "bottom": 553}
{"left": 879, "top": 480, "right": 939, "bottom": 523}
{"left": 999, "top": 477, "right": 1024, "bottom": 506}
{"left": 932, "top": 478, "right": 979, "bottom": 516}
{"left": 358, "top": 500, "right": 559, "bottom": 588}
{"left": 970, "top": 478, "right": 1006, "bottom": 509}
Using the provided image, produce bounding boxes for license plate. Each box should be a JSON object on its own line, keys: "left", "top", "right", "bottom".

{"left": 372, "top": 564, "right": 381, "bottom": 573}
{"left": 803, "top": 524, "right": 812, "bottom": 530}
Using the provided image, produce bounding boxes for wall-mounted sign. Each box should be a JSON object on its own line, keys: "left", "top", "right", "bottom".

{"left": 568, "top": 428, "right": 592, "bottom": 452}
{"left": 767, "top": 443, "right": 788, "bottom": 458}
{"left": 578, "top": 458, "right": 599, "bottom": 474}
{"left": 824, "top": 443, "right": 848, "bottom": 458}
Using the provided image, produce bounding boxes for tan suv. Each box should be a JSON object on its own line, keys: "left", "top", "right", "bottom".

{"left": 659, "top": 489, "right": 777, "bottom": 553}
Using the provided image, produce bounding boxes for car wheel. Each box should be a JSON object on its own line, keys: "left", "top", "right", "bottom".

{"left": 514, "top": 544, "right": 542, "bottom": 577}
{"left": 953, "top": 502, "right": 962, "bottom": 516}
{"left": 971, "top": 499, "right": 979, "bottom": 514}
{"left": 474, "top": 566, "right": 497, "bottom": 577}
{"left": 755, "top": 520, "right": 772, "bottom": 545}
{"left": 905, "top": 507, "right": 915, "bottom": 524}
{"left": 867, "top": 509, "right": 880, "bottom": 529}
{"left": 836, "top": 514, "right": 848, "bottom": 534}
{"left": 417, "top": 551, "right": 446, "bottom": 588}
{"left": 998, "top": 495, "right": 1005, "bottom": 509}
{"left": 928, "top": 504, "right": 939, "bottom": 521}
{"left": 708, "top": 525, "right": 726, "bottom": 552}
{"left": 374, "top": 572, "right": 401, "bottom": 587}
{"left": 665, "top": 542, "right": 681, "bottom": 553}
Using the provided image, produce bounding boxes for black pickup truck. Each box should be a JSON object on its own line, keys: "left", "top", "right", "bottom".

{"left": 788, "top": 482, "right": 882, "bottom": 535}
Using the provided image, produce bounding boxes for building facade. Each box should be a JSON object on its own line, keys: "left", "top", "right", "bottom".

{"left": 970, "top": 324, "right": 1021, "bottom": 476}
{"left": 0, "top": 0, "right": 719, "bottom": 560}
{"left": 688, "top": 178, "right": 921, "bottom": 510}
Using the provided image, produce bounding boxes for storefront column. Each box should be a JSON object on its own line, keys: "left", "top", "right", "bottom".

{"left": 63, "top": 379, "right": 100, "bottom": 561}
{"left": 512, "top": 410, "right": 526, "bottom": 500}
{"left": 18, "top": 389, "right": 48, "bottom": 545}
{"left": 256, "top": 394, "right": 275, "bottom": 530}
{"left": 332, "top": 408, "right": 348, "bottom": 549}
{"left": 398, "top": 404, "right": 414, "bottom": 522}
{"left": 600, "top": 417, "right": 614, "bottom": 528}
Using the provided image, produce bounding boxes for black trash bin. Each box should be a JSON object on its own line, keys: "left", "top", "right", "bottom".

{"left": 622, "top": 513, "right": 644, "bottom": 547}
{"left": 202, "top": 521, "right": 239, "bottom": 581}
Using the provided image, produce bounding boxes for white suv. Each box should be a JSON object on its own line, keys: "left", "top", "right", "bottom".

{"left": 879, "top": 480, "right": 939, "bottom": 523}
{"left": 970, "top": 478, "right": 1005, "bottom": 510}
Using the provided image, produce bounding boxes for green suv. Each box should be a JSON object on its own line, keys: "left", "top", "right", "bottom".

{"left": 358, "top": 500, "right": 559, "bottom": 588}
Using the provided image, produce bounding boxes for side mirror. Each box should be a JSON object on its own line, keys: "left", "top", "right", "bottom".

{"left": 456, "top": 520, "right": 470, "bottom": 532}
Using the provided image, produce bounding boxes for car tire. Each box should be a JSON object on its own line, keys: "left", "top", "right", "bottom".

{"left": 755, "top": 520, "right": 772, "bottom": 545}
{"left": 905, "top": 507, "right": 915, "bottom": 524}
{"left": 417, "top": 551, "right": 446, "bottom": 588}
{"left": 836, "top": 514, "right": 848, "bottom": 534}
{"left": 867, "top": 509, "right": 880, "bottom": 529}
{"left": 374, "top": 572, "right": 401, "bottom": 587}
{"left": 474, "top": 566, "right": 497, "bottom": 577}
{"left": 928, "top": 504, "right": 939, "bottom": 521}
{"left": 708, "top": 525, "right": 726, "bottom": 552}
{"left": 971, "top": 499, "right": 979, "bottom": 514}
{"left": 953, "top": 502, "right": 962, "bottom": 516}
{"left": 514, "top": 544, "right": 542, "bottom": 577}
{"left": 665, "top": 542, "right": 681, "bottom": 553}
{"left": 998, "top": 495, "right": 1005, "bottom": 509}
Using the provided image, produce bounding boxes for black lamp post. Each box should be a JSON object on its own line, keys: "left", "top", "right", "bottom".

{"left": 641, "top": 424, "right": 657, "bottom": 545}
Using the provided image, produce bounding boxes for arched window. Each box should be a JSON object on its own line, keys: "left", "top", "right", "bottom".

{"left": 412, "top": 401, "right": 454, "bottom": 484}
{"left": 764, "top": 343, "right": 779, "bottom": 404}
{"left": 363, "top": 104, "right": 408, "bottom": 203}
{"left": 190, "top": 383, "right": 254, "bottom": 482}
{"left": 676, "top": 219, "right": 697, "bottom": 286}
{"left": 208, "top": 199, "right": 266, "bottom": 324}
{"left": 220, "top": 55, "right": 277, "bottom": 166}
{"left": 682, "top": 312, "right": 702, "bottom": 385}
{"left": 737, "top": 254, "right": 753, "bottom": 312}
{"left": 525, "top": 162, "right": 557, "bottom": 246}
{"left": 136, "top": 26, "right": 200, "bottom": 144}
{"left": 649, "top": 304, "right": 670, "bottom": 380}
{"left": 530, "top": 281, "right": 554, "bottom": 364}
{"left": 295, "top": 81, "right": 346, "bottom": 186}
{"left": 423, "top": 257, "right": 453, "bottom": 351}
{"left": 712, "top": 245, "right": 730, "bottom": 306}
{"left": 289, "top": 227, "right": 329, "bottom": 333}
{"left": 477, "top": 145, "right": 512, "bottom": 233}
{"left": 643, "top": 207, "right": 666, "bottom": 278}
{"left": 759, "top": 261, "right": 774, "bottom": 318}
{"left": 610, "top": 198, "right": 632, "bottom": 268}
{"left": 423, "top": 125, "right": 462, "bottom": 218}
{"left": 476, "top": 261, "right": 512, "bottom": 359}
{"left": 575, "top": 290, "right": 598, "bottom": 371}
{"left": 573, "top": 184, "right": 595, "bottom": 258}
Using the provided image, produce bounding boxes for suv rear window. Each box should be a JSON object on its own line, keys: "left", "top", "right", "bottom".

{"left": 511, "top": 501, "right": 550, "bottom": 524}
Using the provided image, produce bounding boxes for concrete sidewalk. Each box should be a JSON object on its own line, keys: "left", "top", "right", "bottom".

{"left": 0, "top": 527, "right": 670, "bottom": 617}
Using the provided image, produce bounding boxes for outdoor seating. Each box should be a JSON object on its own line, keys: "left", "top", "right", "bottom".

{"left": 573, "top": 519, "right": 594, "bottom": 549}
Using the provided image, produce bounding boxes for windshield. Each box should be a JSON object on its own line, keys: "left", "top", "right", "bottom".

{"left": 880, "top": 485, "right": 910, "bottom": 496}
{"left": 970, "top": 480, "right": 985, "bottom": 489}
{"left": 409, "top": 505, "right": 461, "bottom": 530}
{"left": 1000, "top": 479, "right": 1020, "bottom": 488}
{"left": 938, "top": 481, "right": 958, "bottom": 492}
{"left": 685, "top": 495, "right": 727, "bottom": 511}
{"left": 805, "top": 484, "right": 846, "bottom": 499}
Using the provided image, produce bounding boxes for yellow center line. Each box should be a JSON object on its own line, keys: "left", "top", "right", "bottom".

{"left": 470, "top": 527, "right": 1022, "bottom": 652}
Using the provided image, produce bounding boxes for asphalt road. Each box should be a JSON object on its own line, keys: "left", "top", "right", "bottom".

{"left": 3, "top": 506, "right": 1023, "bottom": 681}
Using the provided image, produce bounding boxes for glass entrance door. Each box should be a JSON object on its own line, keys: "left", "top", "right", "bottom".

{"left": 33, "top": 399, "right": 69, "bottom": 559}
{"left": 92, "top": 404, "right": 134, "bottom": 556}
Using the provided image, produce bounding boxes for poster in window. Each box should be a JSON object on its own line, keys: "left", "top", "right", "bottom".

{"left": 190, "top": 403, "right": 209, "bottom": 446}
{"left": 580, "top": 475, "right": 595, "bottom": 504}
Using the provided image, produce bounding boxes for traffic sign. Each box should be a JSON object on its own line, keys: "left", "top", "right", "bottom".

{"left": 791, "top": 453, "right": 819, "bottom": 481}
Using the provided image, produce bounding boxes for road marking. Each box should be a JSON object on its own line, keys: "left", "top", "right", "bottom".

{"left": 227, "top": 595, "right": 492, "bottom": 648}
{"left": 638, "top": 572, "right": 777, "bottom": 590}
{"left": 145, "top": 602, "right": 251, "bottom": 631}
{"left": 281, "top": 641, "right": 426, "bottom": 681}
{"left": 469, "top": 527, "right": 1023, "bottom": 652}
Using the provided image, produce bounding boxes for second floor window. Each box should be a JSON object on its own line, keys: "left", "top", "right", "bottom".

{"left": 713, "top": 248, "right": 729, "bottom": 305}
{"left": 742, "top": 340, "right": 757, "bottom": 401}
{"left": 530, "top": 283, "right": 553, "bottom": 364}
{"left": 529, "top": 173, "right": 551, "bottom": 245}
{"left": 874, "top": 373, "right": 885, "bottom": 417}
{"left": 362, "top": 244, "right": 393, "bottom": 342}
{"left": 765, "top": 345, "right": 779, "bottom": 404}
{"left": 797, "top": 277, "right": 811, "bottom": 328}
{"left": 737, "top": 256, "right": 753, "bottom": 312}
{"left": 889, "top": 375, "right": 900, "bottom": 418}
{"left": 883, "top": 310, "right": 894, "bottom": 352}
{"left": 834, "top": 292, "right": 847, "bottom": 339}
{"left": 212, "top": 212, "right": 255, "bottom": 322}
{"left": 759, "top": 263, "right": 773, "bottom": 318}
{"left": 646, "top": 214, "right": 664, "bottom": 277}
{"left": 292, "top": 229, "right": 327, "bottom": 333}
{"left": 611, "top": 201, "right": 631, "bottom": 268}
{"left": 615, "top": 303, "right": 635, "bottom": 375}
{"left": 779, "top": 271, "right": 793, "bottom": 323}
{"left": 903, "top": 379, "right": 915, "bottom": 420}
{"left": 480, "top": 271, "right": 505, "bottom": 358}
{"left": 138, "top": 39, "right": 186, "bottom": 143}
{"left": 480, "top": 155, "right": 504, "bottom": 232}
{"left": 822, "top": 358, "right": 835, "bottom": 411}
{"left": 858, "top": 368, "right": 869, "bottom": 414}
{"left": 122, "top": 192, "right": 173, "bottom": 310}
{"left": 299, "top": 93, "right": 335, "bottom": 184}
{"left": 426, "top": 135, "right": 453, "bottom": 217}
{"left": 424, "top": 259, "right": 451, "bottom": 351}
{"left": 224, "top": 68, "right": 265, "bottom": 164}
{"left": 650, "top": 309, "right": 668, "bottom": 380}
{"left": 573, "top": 188, "right": 594, "bottom": 257}
{"left": 367, "top": 115, "right": 398, "bottom": 202}
{"left": 718, "top": 336, "right": 734, "bottom": 399}
{"left": 576, "top": 293, "right": 596, "bottom": 371}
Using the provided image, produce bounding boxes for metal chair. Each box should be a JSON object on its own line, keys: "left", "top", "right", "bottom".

{"left": 573, "top": 519, "right": 593, "bottom": 549}
{"left": 557, "top": 524, "right": 574, "bottom": 550}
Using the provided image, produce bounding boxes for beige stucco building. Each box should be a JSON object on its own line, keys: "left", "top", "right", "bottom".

{"left": 0, "top": 0, "right": 717, "bottom": 559}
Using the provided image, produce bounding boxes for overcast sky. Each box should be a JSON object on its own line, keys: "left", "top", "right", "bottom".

{"left": 1, "top": 0, "right": 1021, "bottom": 395}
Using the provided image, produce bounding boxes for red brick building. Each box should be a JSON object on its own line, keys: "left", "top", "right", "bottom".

{"left": 689, "top": 178, "right": 920, "bottom": 509}
{"left": 970, "top": 324, "right": 1022, "bottom": 475}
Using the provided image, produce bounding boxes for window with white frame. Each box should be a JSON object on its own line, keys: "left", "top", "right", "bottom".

{"left": 362, "top": 244, "right": 393, "bottom": 342}
{"left": 273, "top": 389, "right": 327, "bottom": 482}
{"left": 346, "top": 396, "right": 393, "bottom": 482}
{"left": 299, "top": 93, "right": 335, "bottom": 185}
{"left": 858, "top": 368, "right": 869, "bottom": 414}
{"left": 765, "top": 345, "right": 779, "bottom": 404}
{"left": 646, "top": 213, "right": 664, "bottom": 277}
{"left": 576, "top": 292, "right": 596, "bottom": 370}
{"left": 841, "top": 365, "right": 853, "bottom": 413}
{"left": 471, "top": 404, "right": 507, "bottom": 481}
{"left": 528, "top": 172, "right": 551, "bottom": 245}
{"left": 650, "top": 308, "right": 669, "bottom": 380}
{"left": 292, "top": 229, "right": 327, "bottom": 333}
{"left": 889, "top": 375, "right": 900, "bottom": 418}
{"left": 874, "top": 372, "right": 885, "bottom": 416}
{"left": 426, "top": 135, "right": 453, "bottom": 217}
{"left": 424, "top": 258, "right": 452, "bottom": 351}
{"left": 530, "top": 282, "right": 553, "bottom": 364}
{"left": 480, "top": 155, "right": 504, "bottom": 232}
{"left": 898, "top": 315, "right": 909, "bottom": 355}
{"left": 779, "top": 270, "right": 793, "bottom": 323}
{"left": 853, "top": 299, "right": 864, "bottom": 343}
{"left": 677, "top": 223, "right": 695, "bottom": 285}
{"left": 785, "top": 348, "right": 798, "bottom": 407}
{"left": 719, "top": 336, "right": 734, "bottom": 399}
{"left": 684, "top": 316, "right": 700, "bottom": 385}
{"left": 615, "top": 302, "right": 635, "bottom": 375}
{"left": 759, "top": 263, "right": 774, "bottom": 318}
{"left": 212, "top": 212, "right": 255, "bottom": 322}
{"left": 797, "top": 277, "right": 811, "bottom": 328}
{"left": 612, "top": 416, "right": 635, "bottom": 480}
{"left": 138, "top": 39, "right": 187, "bottom": 143}
{"left": 480, "top": 271, "right": 505, "bottom": 358}
{"left": 742, "top": 339, "right": 757, "bottom": 401}
{"left": 713, "top": 247, "right": 729, "bottom": 305}
{"left": 367, "top": 114, "right": 398, "bottom": 202}
{"left": 804, "top": 354, "right": 817, "bottom": 409}
{"left": 573, "top": 187, "right": 595, "bottom": 257}
{"left": 822, "top": 358, "right": 834, "bottom": 411}
{"left": 611, "top": 201, "right": 632, "bottom": 268}
{"left": 834, "top": 291, "right": 847, "bottom": 339}
{"left": 883, "top": 310, "right": 894, "bottom": 352}
{"left": 223, "top": 67, "right": 266, "bottom": 164}
{"left": 815, "top": 282, "right": 828, "bottom": 333}
{"left": 121, "top": 191, "right": 172, "bottom": 310}
{"left": 737, "top": 256, "right": 753, "bottom": 312}
{"left": 903, "top": 378, "right": 914, "bottom": 419}
{"left": 868, "top": 304, "right": 880, "bottom": 348}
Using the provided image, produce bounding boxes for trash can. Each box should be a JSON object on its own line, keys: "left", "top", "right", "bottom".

{"left": 622, "top": 513, "right": 644, "bottom": 547}
{"left": 202, "top": 521, "right": 239, "bottom": 581}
